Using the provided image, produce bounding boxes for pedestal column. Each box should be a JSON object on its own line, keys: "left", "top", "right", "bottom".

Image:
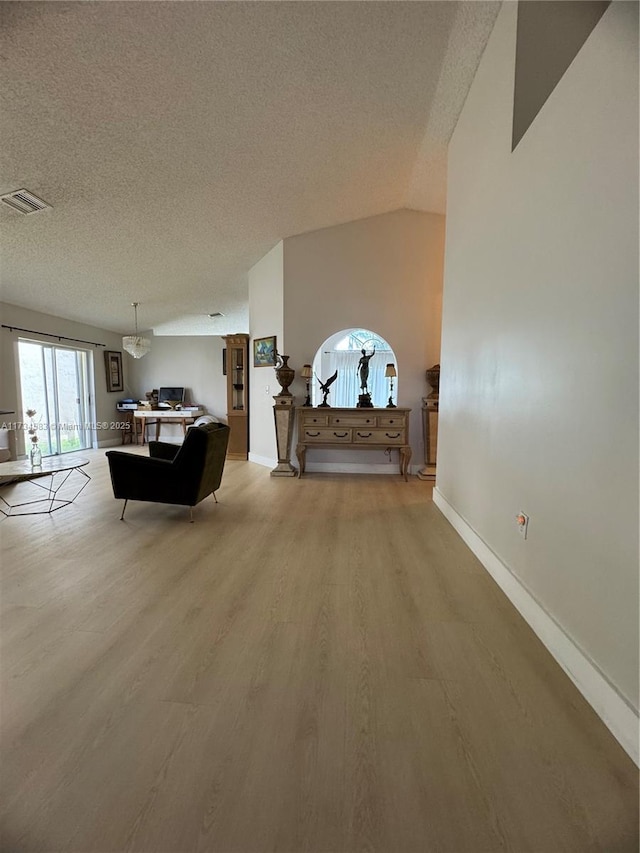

{"left": 417, "top": 394, "right": 438, "bottom": 480}
{"left": 271, "top": 396, "right": 297, "bottom": 477}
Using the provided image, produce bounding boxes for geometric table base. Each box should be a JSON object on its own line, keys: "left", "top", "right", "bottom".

{"left": 0, "top": 465, "right": 91, "bottom": 518}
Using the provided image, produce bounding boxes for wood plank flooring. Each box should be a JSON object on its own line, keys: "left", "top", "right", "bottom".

{"left": 1, "top": 449, "right": 638, "bottom": 853}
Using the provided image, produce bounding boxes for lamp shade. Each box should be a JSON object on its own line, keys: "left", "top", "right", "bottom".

{"left": 301, "top": 364, "right": 313, "bottom": 379}
{"left": 122, "top": 302, "right": 150, "bottom": 359}
{"left": 385, "top": 363, "right": 397, "bottom": 378}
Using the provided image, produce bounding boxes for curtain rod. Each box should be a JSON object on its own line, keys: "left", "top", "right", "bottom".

{"left": 1, "top": 324, "right": 106, "bottom": 348}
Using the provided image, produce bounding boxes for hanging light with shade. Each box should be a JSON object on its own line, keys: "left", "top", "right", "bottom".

{"left": 122, "top": 302, "right": 151, "bottom": 359}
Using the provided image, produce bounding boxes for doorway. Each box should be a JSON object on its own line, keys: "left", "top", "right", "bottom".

{"left": 18, "top": 341, "right": 92, "bottom": 456}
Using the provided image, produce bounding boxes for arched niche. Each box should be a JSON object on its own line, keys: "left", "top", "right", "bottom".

{"left": 311, "top": 328, "right": 398, "bottom": 408}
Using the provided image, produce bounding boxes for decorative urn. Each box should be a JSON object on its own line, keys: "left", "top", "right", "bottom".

{"left": 274, "top": 354, "right": 295, "bottom": 396}
{"left": 425, "top": 364, "right": 440, "bottom": 398}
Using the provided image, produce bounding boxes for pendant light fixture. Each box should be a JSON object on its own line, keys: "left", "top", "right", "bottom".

{"left": 122, "top": 302, "right": 151, "bottom": 359}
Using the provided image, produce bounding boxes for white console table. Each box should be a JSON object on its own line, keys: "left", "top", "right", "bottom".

{"left": 133, "top": 409, "right": 204, "bottom": 443}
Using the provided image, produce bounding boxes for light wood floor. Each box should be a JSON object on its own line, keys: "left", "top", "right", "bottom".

{"left": 1, "top": 449, "right": 638, "bottom": 853}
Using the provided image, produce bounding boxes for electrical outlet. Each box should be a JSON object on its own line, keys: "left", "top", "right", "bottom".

{"left": 516, "top": 512, "right": 529, "bottom": 539}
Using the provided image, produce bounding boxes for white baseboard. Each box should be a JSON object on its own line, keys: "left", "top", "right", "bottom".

{"left": 248, "top": 455, "right": 415, "bottom": 476}
{"left": 248, "top": 452, "right": 277, "bottom": 469}
{"left": 433, "top": 486, "right": 639, "bottom": 767}
{"left": 96, "top": 438, "right": 122, "bottom": 449}
{"left": 305, "top": 461, "right": 407, "bottom": 475}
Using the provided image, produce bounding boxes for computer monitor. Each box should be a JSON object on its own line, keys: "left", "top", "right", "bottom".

{"left": 158, "top": 387, "right": 185, "bottom": 406}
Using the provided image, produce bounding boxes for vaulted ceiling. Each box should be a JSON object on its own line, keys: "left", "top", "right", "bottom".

{"left": 0, "top": 1, "right": 499, "bottom": 336}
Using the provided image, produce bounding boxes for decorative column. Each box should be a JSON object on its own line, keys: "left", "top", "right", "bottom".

{"left": 417, "top": 364, "right": 439, "bottom": 481}
{"left": 271, "top": 396, "right": 297, "bottom": 477}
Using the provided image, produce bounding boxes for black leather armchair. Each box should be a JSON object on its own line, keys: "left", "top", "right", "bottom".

{"left": 106, "top": 422, "right": 230, "bottom": 520}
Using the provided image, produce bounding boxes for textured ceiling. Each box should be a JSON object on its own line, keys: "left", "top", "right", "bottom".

{"left": 0, "top": 1, "right": 500, "bottom": 336}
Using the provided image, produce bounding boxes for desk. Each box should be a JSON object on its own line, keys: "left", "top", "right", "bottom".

{"left": 134, "top": 409, "right": 204, "bottom": 443}
{"left": 295, "top": 407, "right": 412, "bottom": 480}
{"left": 0, "top": 456, "right": 90, "bottom": 517}
{"left": 117, "top": 409, "right": 144, "bottom": 444}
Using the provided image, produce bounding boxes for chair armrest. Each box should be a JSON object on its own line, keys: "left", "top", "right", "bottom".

{"left": 106, "top": 451, "right": 172, "bottom": 476}
{"left": 106, "top": 451, "right": 174, "bottom": 500}
{"left": 149, "top": 441, "right": 180, "bottom": 461}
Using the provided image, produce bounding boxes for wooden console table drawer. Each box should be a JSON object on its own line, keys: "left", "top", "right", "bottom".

{"left": 354, "top": 428, "right": 405, "bottom": 445}
{"left": 296, "top": 407, "right": 412, "bottom": 480}
{"left": 300, "top": 413, "right": 329, "bottom": 426}
{"left": 302, "top": 427, "right": 352, "bottom": 442}
{"left": 378, "top": 415, "right": 404, "bottom": 427}
{"left": 329, "top": 414, "right": 376, "bottom": 427}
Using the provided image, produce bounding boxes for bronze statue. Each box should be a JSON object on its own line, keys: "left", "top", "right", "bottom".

{"left": 357, "top": 348, "right": 375, "bottom": 394}
{"left": 316, "top": 370, "right": 338, "bottom": 407}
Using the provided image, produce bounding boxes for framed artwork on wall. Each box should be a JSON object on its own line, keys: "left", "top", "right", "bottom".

{"left": 104, "top": 350, "right": 124, "bottom": 392}
{"left": 253, "top": 336, "right": 277, "bottom": 367}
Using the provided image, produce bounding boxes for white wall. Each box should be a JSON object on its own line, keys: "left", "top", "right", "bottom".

{"left": 128, "top": 334, "right": 226, "bottom": 440}
{"left": 0, "top": 301, "right": 126, "bottom": 453}
{"left": 248, "top": 241, "right": 284, "bottom": 465}
{"left": 283, "top": 209, "right": 444, "bottom": 469}
{"left": 437, "top": 0, "right": 638, "bottom": 716}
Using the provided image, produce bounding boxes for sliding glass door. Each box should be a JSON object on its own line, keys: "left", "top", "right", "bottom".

{"left": 18, "top": 341, "right": 92, "bottom": 456}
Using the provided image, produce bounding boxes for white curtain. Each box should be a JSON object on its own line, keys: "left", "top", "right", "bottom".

{"left": 323, "top": 349, "right": 391, "bottom": 408}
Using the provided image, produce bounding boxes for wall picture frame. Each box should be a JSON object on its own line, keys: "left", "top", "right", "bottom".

{"left": 253, "top": 335, "right": 277, "bottom": 367}
{"left": 104, "top": 350, "right": 124, "bottom": 393}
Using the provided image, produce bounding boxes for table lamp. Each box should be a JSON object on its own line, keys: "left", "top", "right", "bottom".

{"left": 385, "top": 363, "right": 397, "bottom": 408}
{"left": 301, "top": 364, "right": 313, "bottom": 406}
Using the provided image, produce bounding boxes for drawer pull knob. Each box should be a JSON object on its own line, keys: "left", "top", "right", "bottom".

{"left": 357, "top": 432, "right": 372, "bottom": 438}
{"left": 334, "top": 431, "right": 348, "bottom": 438}
{"left": 385, "top": 432, "right": 401, "bottom": 439}
{"left": 307, "top": 431, "right": 321, "bottom": 437}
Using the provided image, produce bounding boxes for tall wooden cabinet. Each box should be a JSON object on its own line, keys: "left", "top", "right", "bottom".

{"left": 223, "top": 334, "right": 249, "bottom": 460}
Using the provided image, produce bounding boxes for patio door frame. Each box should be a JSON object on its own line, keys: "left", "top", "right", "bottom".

{"left": 18, "top": 339, "right": 94, "bottom": 457}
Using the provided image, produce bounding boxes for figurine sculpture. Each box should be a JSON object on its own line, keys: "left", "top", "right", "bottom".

{"left": 316, "top": 370, "right": 338, "bottom": 407}
{"left": 356, "top": 347, "right": 375, "bottom": 408}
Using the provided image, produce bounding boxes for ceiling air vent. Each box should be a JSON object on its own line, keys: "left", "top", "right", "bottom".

{"left": 0, "top": 188, "right": 51, "bottom": 215}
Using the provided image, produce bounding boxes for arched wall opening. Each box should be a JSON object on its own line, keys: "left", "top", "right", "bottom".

{"left": 310, "top": 328, "right": 397, "bottom": 407}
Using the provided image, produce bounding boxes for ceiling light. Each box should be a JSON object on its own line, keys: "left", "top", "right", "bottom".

{"left": 122, "top": 302, "right": 151, "bottom": 359}
{"left": 0, "top": 188, "right": 51, "bottom": 215}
